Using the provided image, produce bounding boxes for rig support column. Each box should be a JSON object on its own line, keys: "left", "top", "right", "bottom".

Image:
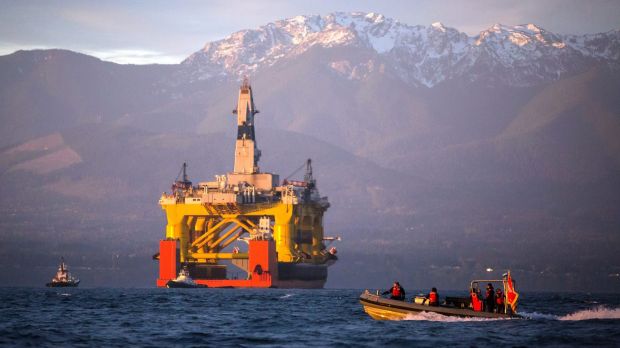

{"left": 157, "top": 240, "right": 178, "bottom": 287}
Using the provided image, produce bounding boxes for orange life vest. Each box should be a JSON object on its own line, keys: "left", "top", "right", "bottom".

{"left": 471, "top": 291, "right": 483, "bottom": 311}
{"left": 496, "top": 291, "right": 504, "bottom": 305}
{"left": 392, "top": 286, "right": 402, "bottom": 298}
{"left": 429, "top": 291, "right": 438, "bottom": 305}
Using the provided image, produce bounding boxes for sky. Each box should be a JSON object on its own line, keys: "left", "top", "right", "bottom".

{"left": 1, "top": 0, "right": 619, "bottom": 64}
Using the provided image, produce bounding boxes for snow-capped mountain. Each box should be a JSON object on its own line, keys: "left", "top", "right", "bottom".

{"left": 182, "top": 12, "right": 620, "bottom": 87}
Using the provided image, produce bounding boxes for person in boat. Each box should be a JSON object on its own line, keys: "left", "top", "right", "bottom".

{"left": 470, "top": 287, "right": 483, "bottom": 311}
{"left": 428, "top": 287, "right": 439, "bottom": 306}
{"left": 485, "top": 283, "right": 496, "bottom": 313}
{"left": 495, "top": 288, "right": 505, "bottom": 313}
{"left": 382, "top": 281, "right": 406, "bottom": 301}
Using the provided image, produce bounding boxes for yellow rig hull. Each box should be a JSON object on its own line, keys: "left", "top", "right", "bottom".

{"left": 161, "top": 201, "right": 327, "bottom": 264}
{"left": 157, "top": 199, "right": 333, "bottom": 288}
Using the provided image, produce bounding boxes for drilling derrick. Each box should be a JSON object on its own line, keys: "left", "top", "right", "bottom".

{"left": 156, "top": 79, "right": 338, "bottom": 288}
{"left": 233, "top": 79, "right": 260, "bottom": 174}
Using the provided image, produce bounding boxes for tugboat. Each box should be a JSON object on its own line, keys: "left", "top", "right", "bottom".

{"left": 46, "top": 258, "right": 80, "bottom": 287}
{"left": 360, "top": 271, "right": 521, "bottom": 320}
{"left": 166, "top": 266, "right": 207, "bottom": 288}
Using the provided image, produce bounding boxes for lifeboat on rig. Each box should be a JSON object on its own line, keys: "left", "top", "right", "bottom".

{"left": 360, "top": 271, "right": 521, "bottom": 320}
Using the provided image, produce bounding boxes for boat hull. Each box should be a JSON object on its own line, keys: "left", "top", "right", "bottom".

{"left": 46, "top": 281, "right": 79, "bottom": 288}
{"left": 276, "top": 263, "right": 327, "bottom": 288}
{"left": 166, "top": 280, "right": 207, "bottom": 288}
{"left": 360, "top": 291, "right": 520, "bottom": 320}
{"left": 157, "top": 240, "right": 332, "bottom": 288}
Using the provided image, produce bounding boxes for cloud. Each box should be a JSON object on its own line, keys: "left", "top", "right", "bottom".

{"left": 84, "top": 49, "right": 185, "bottom": 65}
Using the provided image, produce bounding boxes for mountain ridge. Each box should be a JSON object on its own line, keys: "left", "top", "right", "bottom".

{"left": 182, "top": 12, "right": 620, "bottom": 87}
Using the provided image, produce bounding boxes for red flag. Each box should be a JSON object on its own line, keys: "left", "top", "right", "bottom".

{"left": 505, "top": 271, "right": 519, "bottom": 313}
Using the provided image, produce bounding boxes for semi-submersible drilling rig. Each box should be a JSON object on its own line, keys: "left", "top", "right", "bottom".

{"left": 155, "top": 80, "right": 338, "bottom": 288}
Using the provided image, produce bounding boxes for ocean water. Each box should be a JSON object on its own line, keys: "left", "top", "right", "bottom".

{"left": 0, "top": 288, "right": 619, "bottom": 347}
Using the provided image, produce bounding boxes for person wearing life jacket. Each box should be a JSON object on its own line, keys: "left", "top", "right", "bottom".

{"left": 495, "top": 288, "right": 505, "bottom": 313}
{"left": 470, "top": 288, "right": 483, "bottom": 311}
{"left": 485, "top": 283, "right": 496, "bottom": 313}
{"left": 382, "top": 281, "right": 406, "bottom": 301}
{"left": 428, "top": 287, "right": 439, "bottom": 306}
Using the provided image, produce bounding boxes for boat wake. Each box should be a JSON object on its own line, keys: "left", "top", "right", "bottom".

{"left": 403, "top": 311, "right": 509, "bottom": 322}
{"left": 522, "top": 306, "right": 620, "bottom": 321}
{"left": 402, "top": 307, "right": 620, "bottom": 322}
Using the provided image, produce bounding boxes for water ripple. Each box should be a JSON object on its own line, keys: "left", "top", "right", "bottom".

{"left": 0, "top": 288, "right": 619, "bottom": 347}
